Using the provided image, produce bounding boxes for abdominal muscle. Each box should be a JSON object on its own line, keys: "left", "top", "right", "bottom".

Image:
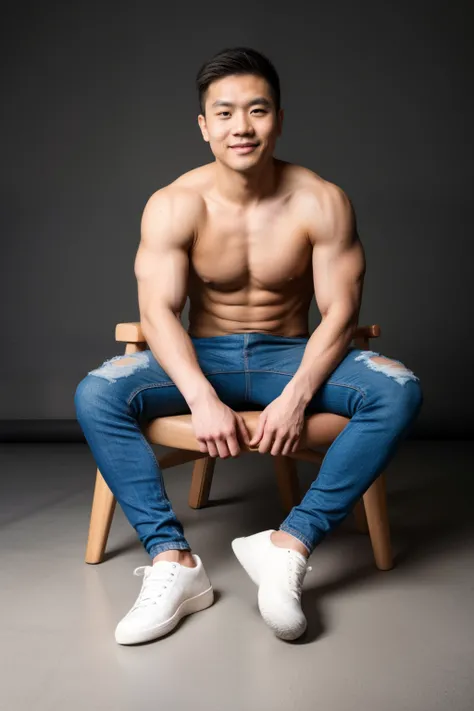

{"left": 187, "top": 276, "right": 314, "bottom": 338}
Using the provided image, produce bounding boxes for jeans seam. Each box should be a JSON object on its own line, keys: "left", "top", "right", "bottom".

{"left": 127, "top": 372, "right": 367, "bottom": 406}
{"left": 127, "top": 372, "right": 250, "bottom": 406}
{"left": 244, "top": 334, "right": 250, "bottom": 401}
{"left": 148, "top": 542, "right": 191, "bottom": 558}
{"left": 128, "top": 381, "right": 176, "bottom": 406}
{"left": 325, "top": 381, "right": 367, "bottom": 399}
{"left": 140, "top": 431, "right": 167, "bottom": 498}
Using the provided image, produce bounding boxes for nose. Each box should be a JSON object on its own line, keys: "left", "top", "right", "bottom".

{"left": 232, "top": 110, "right": 254, "bottom": 136}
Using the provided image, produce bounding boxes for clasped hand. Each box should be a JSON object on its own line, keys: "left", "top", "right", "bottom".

{"left": 248, "top": 389, "right": 306, "bottom": 456}
{"left": 191, "top": 389, "right": 306, "bottom": 458}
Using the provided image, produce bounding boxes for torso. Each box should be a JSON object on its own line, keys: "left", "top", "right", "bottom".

{"left": 171, "top": 159, "right": 328, "bottom": 337}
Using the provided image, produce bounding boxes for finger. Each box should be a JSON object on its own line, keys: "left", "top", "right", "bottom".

{"left": 215, "top": 438, "right": 230, "bottom": 459}
{"left": 226, "top": 432, "right": 241, "bottom": 457}
{"left": 198, "top": 439, "right": 209, "bottom": 454}
{"left": 236, "top": 417, "right": 251, "bottom": 447}
{"left": 249, "top": 416, "right": 266, "bottom": 446}
{"left": 206, "top": 439, "right": 218, "bottom": 458}
{"left": 258, "top": 429, "right": 275, "bottom": 454}
{"left": 271, "top": 436, "right": 286, "bottom": 457}
{"left": 281, "top": 437, "right": 297, "bottom": 457}
{"left": 291, "top": 438, "right": 301, "bottom": 454}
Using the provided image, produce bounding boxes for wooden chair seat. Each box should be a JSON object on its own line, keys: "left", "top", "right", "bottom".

{"left": 85, "top": 322, "right": 393, "bottom": 572}
{"left": 145, "top": 410, "right": 349, "bottom": 459}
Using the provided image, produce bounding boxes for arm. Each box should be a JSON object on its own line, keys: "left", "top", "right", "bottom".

{"left": 135, "top": 187, "right": 250, "bottom": 457}
{"left": 250, "top": 184, "right": 365, "bottom": 455}
{"left": 135, "top": 187, "right": 215, "bottom": 408}
{"left": 285, "top": 184, "right": 366, "bottom": 406}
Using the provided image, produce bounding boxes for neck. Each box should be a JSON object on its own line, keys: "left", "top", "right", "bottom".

{"left": 213, "top": 156, "right": 279, "bottom": 207}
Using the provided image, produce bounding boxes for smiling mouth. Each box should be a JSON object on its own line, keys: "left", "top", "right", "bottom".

{"left": 230, "top": 144, "right": 259, "bottom": 152}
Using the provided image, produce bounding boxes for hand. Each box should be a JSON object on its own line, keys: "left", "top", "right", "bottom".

{"left": 190, "top": 392, "right": 251, "bottom": 458}
{"left": 249, "top": 389, "right": 306, "bottom": 456}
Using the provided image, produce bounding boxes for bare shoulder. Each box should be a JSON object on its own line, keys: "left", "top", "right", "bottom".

{"left": 141, "top": 176, "right": 208, "bottom": 249}
{"left": 287, "top": 164, "right": 357, "bottom": 246}
{"left": 286, "top": 163, "right": 351, "bottom": 213}
{"left": 170, "top": 162, "right": 214, "bottom": 192}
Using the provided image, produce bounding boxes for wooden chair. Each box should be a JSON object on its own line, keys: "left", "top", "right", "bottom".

{"left": 85, "top": 323, "right": 393, "bottom": 571}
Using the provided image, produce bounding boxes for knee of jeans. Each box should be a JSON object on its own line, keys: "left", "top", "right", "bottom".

{"left": 354, "top": 351, "right": 422, "bottom": 405}
{"left": 401, "top": 378, "right": 423, "bottom": 417}
{"left": 382, "top": 378, "right": 424, "bottom": 427}
{"left": 74, "top": 374, "right": 121, "bottom": 420}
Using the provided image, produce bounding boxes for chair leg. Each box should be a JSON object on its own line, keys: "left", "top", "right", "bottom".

{"left": 85, "top": 469, "right": 116, "bottom": 564}
{"left": 188, "top": 457, "right": 216, "bottom": 509}
{"left": 353, "top": 498, "right": 369, "bottom": 533}
{"left": 362, "top": 474, "right": 393, "bottom": 571}
{"left": 274, "top": 456, "right": 301, "bottom": 512}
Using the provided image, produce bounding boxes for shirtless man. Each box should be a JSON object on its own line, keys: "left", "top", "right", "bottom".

{"left": 75, "top": 47, "right": 423, "bottom": 645}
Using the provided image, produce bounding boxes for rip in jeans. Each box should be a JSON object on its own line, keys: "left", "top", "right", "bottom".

{"left": 88, "top": 353, "right": 149, "bottom": 383}
{"left": 354, "top": 350, "right": 420, "bottom": 386}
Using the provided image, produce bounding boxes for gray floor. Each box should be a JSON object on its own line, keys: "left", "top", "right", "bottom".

{"left": 1, "top": 440, "right": 473, "bottom": 711}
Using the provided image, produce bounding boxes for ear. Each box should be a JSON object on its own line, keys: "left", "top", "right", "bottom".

{"left": 198, "top": 114, "right": 209, "bottom": 143}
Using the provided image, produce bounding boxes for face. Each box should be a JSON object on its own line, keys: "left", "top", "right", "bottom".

{"left": 198, "top": 73, "right": 283, "bottom": 172}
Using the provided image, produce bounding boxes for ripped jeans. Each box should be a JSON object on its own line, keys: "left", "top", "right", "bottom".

{"left": 74, "top": 333, "right": 423, "bottom": 558}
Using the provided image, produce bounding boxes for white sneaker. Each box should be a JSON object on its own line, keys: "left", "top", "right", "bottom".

{"left": 115, "top": 554, "right": 214, "bottom": 645}
{"left": 232, "top": 530, "right": 312, "bottom": 641}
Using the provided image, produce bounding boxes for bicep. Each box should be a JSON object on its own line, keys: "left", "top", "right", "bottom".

{"left": 311, "top": 189, "right": 366, "bottom": 323}
{"left": 135, "top": 239, "right": 189, "bottom": 319}
{"left": 134, "top": 189, "right": 194, "bottom": 321}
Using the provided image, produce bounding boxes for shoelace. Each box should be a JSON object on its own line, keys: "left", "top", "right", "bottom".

{"left": 131, "top": 563, "right": 178, "bottom": 609}
{"left": 287, "top": 551, "right": 312, "bottom": 600}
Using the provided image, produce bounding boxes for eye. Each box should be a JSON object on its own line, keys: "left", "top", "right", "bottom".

{"left": 217, "top": 109, "right": 267, "bottom": 117}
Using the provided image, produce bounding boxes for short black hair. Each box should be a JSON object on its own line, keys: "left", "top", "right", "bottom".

{"left": 196, "top": 47, "right": 281, "bottom": 115}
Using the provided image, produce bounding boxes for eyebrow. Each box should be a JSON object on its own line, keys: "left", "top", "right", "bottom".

{"left": 211, "top": 97, "right": 272, "bottom": 109}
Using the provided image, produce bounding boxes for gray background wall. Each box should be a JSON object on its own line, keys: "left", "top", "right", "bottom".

{"left": 1, "top": 1, "right": 472, "bottom": 439}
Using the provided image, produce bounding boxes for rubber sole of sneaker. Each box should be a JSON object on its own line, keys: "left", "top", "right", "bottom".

{"left": 257, "top": 586, "right": 307, "bottom": 641}
{"left": 231, "top": 537, "right": 261, "bottom": 586}
{"left": 115, "top": 586, "right": 214, "bottom": 645}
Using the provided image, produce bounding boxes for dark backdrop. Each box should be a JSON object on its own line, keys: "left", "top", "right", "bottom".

{"left": 1, "top": 1, "right": 472, "bottom": 440}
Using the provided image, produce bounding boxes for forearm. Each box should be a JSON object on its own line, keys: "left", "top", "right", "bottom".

{"left": 142, "top": 309, "right": 216, "bottom": 409}
{"left": 285, "top": 311, "right": 356, "bottom": 407}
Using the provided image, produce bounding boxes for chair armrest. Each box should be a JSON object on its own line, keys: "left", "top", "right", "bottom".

{"left": 115, "top": 322, "right": 147, "bottom": 343}
{"left": 115, "top": 322, "right": 381, "bottom": 344}
{"left": 353, "top": 325, "right": 381, "bottom": 339}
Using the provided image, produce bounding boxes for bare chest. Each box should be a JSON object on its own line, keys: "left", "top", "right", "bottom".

{"left": 190, "top": 204, "right": 312, "bottom": 292}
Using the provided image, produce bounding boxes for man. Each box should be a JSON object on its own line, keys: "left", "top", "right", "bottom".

{"left": 75, "top": 47, "right": 423, "bottom": 645}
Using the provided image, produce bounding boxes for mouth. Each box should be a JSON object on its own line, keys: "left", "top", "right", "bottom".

{"left": 230, "top": 143, "right": 259, "bottom": 154}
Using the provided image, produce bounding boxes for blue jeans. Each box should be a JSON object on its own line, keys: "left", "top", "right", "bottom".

{"left": 74, "top": 333, "right": 423, "bottom": 558}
